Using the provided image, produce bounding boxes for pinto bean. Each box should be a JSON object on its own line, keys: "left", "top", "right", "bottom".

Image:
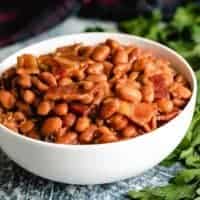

{"left": 112, "top": 49, "right": 128, "bottom": 64}
{"left": 92, "top": 45, "right": 110, "bottom": 61}
{"left": 13, "top": 112, "right": 26, "bottom": 122}
{"left": 27, "top": 130, "right": 40, "bottom": 140}
{"left": 32, "top": 77, "right": 49, "bottom": 91}
{"left": 113, "top": 63, "right": 131, "bottom": 76}
{"left": 116, "top": 85, "right": 142, "bottom": 103}
{"left": 41, "top": 117, "right": 62, "bottom": 136}
{"left": 75, "top": 116, "right": 90, "bottom": 132}
{"left": 3, "top": 121, "right": 18, "bottom": 132}
{"left": 142, "top": 84, "right": 154, "bottom": 103}
{"left": 121, "top": 125, "right": 138, "bottom": 138}
{"left": 157, "top": 98, "right": 174, "bottom": 113}
{"left": 19, "top": 120, "right": 34, "bottom": 134}
{"left": 108, "top": 114, "right": 128, "bottom": 131}
{"left": 16, "top": 101, "right": 32, "bottom": 115}
{"left": 128, "top": 72, "right": 139, "bottom": 81}
{"left": 56, "top": 131, "right": 78, "bottom": 144}
{"left": 79, "top": 46, "right": 94, "bottom": 57}
{"left": 58, "top": 77, "right": 72, "bottom": 87}
{"left": 106, "top": 39, "right": 120, "bottom": 51}
{"left": 37, "top": 101, "right": 52, "bottom": 115}
{"left": 62, "top": 113, "right": 76, "bottom": 128}
{"left": 96, "top": 126, "right": 118, "bottom": 143}
{"left": 53, "top": 103, "right": 68, "bottom": 116}
{"left": 0, "top": 90, "right": 16, "bottom": 109}
{"left": 170, "top": 84, "right": 191, "bottom": 99}
{"left": 40, "top": 72, "right": 57, "bottom": 87}
{"left": 86, "top": 63, "right": 104, "bottom": 75}
{"left": 79, "top": 125, "right": 97, "bottom": 144}
{"left": 100, "top": 98, "right": 119, "bottom": 119}
{"left": 23, "top": 90, "right": 35, "bottom": 104}
{"left": 18, "top": 74, "right": 31, "bottom": 88}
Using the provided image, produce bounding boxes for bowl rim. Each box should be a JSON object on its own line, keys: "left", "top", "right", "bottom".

{"left": 0, "top": 32, "right": 197, "bottom": 150}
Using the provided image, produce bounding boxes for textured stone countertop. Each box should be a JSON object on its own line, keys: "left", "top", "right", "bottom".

{"left": 0, "top": 17, "right": 181, "bottom": 200}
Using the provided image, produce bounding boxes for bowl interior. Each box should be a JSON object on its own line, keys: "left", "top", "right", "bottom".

{"left": 0, "top": 33, "right": 197, "bottom": 148}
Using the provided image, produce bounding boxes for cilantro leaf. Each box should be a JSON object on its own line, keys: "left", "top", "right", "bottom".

{"left": 128, "top": 184, "right": 197, "bottom": 200}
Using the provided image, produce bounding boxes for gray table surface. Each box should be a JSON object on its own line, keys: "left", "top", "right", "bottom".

{"left": 0, "top": 17, "right": 181, "bottom": 200}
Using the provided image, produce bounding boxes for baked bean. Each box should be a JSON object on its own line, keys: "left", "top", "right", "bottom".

{"left": 142, "top": 84, "right": 154, "bottom": 103}
{"left": 129, "top": 72, "right": 139, "bottom": 81}
{"left": 86, "top": 74, "right": 107, "bottom": 82}
{"left": 56, "top": 131, "right": 78, "bottom": 144}
{"left": 86, "top": 63, "right": 104, "bottom": 75}
{"left": 157, "top": 98, "right": 174, "bottom": 113}
{"left": 79, "top": 125, "right": 97, "bottom": 143}
{"left": 75, "top": 117, "right": 90, "bottom": 132}
{"left": 158, "top": 110, "right": 179, "bottom": 121}
{"left": 19, "top": 120, "right": 34, "bottom": 134}
{"left": 116, "top": 85, "right": 142, "bottom": 103}
{"left": 58, "top": 77, "right": 72, "bottom": 86}
{"left": 37, "top": 101, "right": 52, "bottom": 115}
{"left": 55, "top": 127, "right": 67, "bottom": 137}
{"left": 100, "top": 98, "right": 119, "bottom": 119}
{"left": 32, "top": 77, "right": 49, "bottom": 91}
{"left": 0, "top": 90, "right": 16, "bottom": 109}
{"left": 113, "top": 63, "right": 131, "bottom": 76}
{"left": 41, "top": 117, "right": 62, "bottom": 136}
{"left": 118, "top": 100, "right": 133, "bottom": 116}
{"left": 2, "top": 68, "right": 16, "bottom": 79}
{"left": 13, "top": 112, "right": 26, "bottom": 122}
{"left": 128, "top": 48, "right": 141, "bottom": 63}
{"left": 125, "top": 45, "right": 135, "bottom": 55}
{"left": 175, "top": 75, "right": 187, "bottom": 85}
{"left": 72, "top": 70, "right": 85, "bottom": 81}
{"left": 130, "top": 103, "right": 156, "bottom": 126}
{"left": 130, "top": 81, "right": 141, "bottom": 89}
{"left": 133, "top": 58, "right": 147, "bottom": 72}
{"left": 79, "top": 94, "right": 94, "bottom": 104}
{"left": 80, "top": 81, "right": 94, "bottom": 90}
{"left": 53, "top": 103, "right": 68, "bottom": 116}
{"left": 27, "top": 130, "right": 40, "bottom": 140}
{"left": 170, "top": 84, "right": 191, "bottom": 99}
{"left": 23, "top": 90, "right": 35, "bottom": 104}
{"left": 62, "top": 113, "right": 76, "bottom": 128}
{"left": 173, "top": 98, "right": 186, "bottom": 107}
{"left": 18, "top": 74, "right": 31, "bottom": 88}
{"left": 70, "top": 103, "right": 89, "bottom": 115}
{"left": 122, "top": 125, "right": 138, "bottom": 138}
{"left": 103, "top": 61, "right": 113, "bottom": 76}
{"left": 40, "top": 72, "right": 57, "bottom": 87}
{"left": 16, "top": 101, "right": 32, "bottom": 115}
{"left": 108, "top": 114, "right": 128, "bottom": 130}
{"left": 106, "top": 39, "right": 120, "bottom": 51}
{"left": 92, "top": 45, "right": 110, "bottom": 61}
{"left": 53, "top": 56, "right": 79, "bottom": 69}
{"left": 3, "top": 121, "right": 18, "bottom": 132}
{"left": 79, "top": 46, "right": 94, "bottom": 57}
{"left": 112, "top": 49, "right": 128, "bottom": 64}
{"left": 97, "top": 126, "right": 117, "bottom": 143}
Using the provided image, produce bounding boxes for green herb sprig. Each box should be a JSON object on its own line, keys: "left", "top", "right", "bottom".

{"left": 119, "top": 3, "right": 200, "bottom": 200}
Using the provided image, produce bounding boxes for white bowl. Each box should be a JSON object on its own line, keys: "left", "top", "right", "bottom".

{"left": 0, "top": 33, "right": 197, "bottom": 185}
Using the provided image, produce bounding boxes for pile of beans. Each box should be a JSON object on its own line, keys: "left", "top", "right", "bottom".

{"left": 0, "top": 39, "right": 192, "bottom": 144}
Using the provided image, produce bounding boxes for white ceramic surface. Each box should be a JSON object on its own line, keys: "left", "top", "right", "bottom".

{"left": 0, "top": 33, "right": 197, "bottom": 185}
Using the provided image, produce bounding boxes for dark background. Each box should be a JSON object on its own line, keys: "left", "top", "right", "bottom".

{"left": 0, "top": 0, "right": 198, "bottom": 47}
